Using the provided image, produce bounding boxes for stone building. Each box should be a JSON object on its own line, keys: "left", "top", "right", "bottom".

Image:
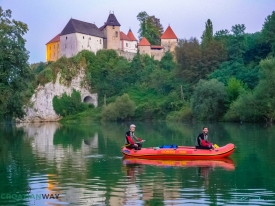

{"left": 46, "top": 34, "right": 60, "bottom": 62}
{"left": 45, "top": 13, "right": 177, "bottom": 62}
{"left": 161, "top": 25, "right": 178, "bottom": 53}
{"left": 119, "top": 29, "right": 138, "bottom": 53}
{"left": 59, "top": 18, "right": 106, "bottom": 58}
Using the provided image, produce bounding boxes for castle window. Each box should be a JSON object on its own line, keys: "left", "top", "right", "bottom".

{"left": 115, "top": 31, "right": 118, "bottom": 37}
{"left": 135, "top": 44, "right": 137, "bottom": 48}
{"left": 126, "top": 43, "right": 128, "bottom": 47}
{"left": 89, "top": 37, "right": 91, "bottom": 40}
{"left": 113, "top": 25, "right": 115, "bottom": 29}
{"left": 100, "top": 39, "right": 102, "bottom": 44}
{"left": 66, "top": 36, "right": 67, "bottom": 40}
{"left": 83, "top": 36, "right": 84, "bottom": 39}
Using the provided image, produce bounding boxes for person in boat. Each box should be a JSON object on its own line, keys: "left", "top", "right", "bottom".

{"left": 125, "top": 124, "right": 144, "bottom": 150}
{"left": 197, "top": 127, "right": 214, "bottom": 149}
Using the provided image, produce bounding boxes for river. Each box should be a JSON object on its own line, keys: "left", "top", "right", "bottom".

{"left": 0, "top": 122, "right": 274, "bottom": 205}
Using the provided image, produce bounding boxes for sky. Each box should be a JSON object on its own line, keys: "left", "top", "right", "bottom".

{"left": 1, "top": 0, "right": 274, "bottom": 63}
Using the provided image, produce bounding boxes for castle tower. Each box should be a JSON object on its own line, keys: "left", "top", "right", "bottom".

{"left": 100, "top": 13, "right": 121, "bottom": 50}
{"left": 45, "top": 34, "right": 60, "bottom": 62}
{"left": 138, "top": 37, "right": 151, "bottom": 56}
{"left": 161, "top": 26, "right": 178, "bottom": 52}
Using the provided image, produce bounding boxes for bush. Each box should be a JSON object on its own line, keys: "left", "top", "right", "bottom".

{"left": 191, "top": 79, "right": 227, "bottom": 120}
{"left": 53, "top": 89, "right": 88, "bottom": 117}
{"left": 101, "top": 93, "right": 135, "bottom": 121}
{"left": 166, "top": 104, "right": 193, "bottom": 121}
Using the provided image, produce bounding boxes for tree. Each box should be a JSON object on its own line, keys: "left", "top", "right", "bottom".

{"left": 137, "top": 11, "right": 163, "bottom": 45}
{"left": 101, "top": 94, "right": 135, "bottom": 121}
{"left": 175, "top": 38, "right": 202, "bottom": 84}
{"left": 0, "top": 7, "right": 33, "bottom": 118}
{"left": 262, "top": 11, "right": 275, "bottom": 55}
{"left": 226, "top": 77, "right": 246, "bottom": 103}
{"left": 191, "top": 79, "right": 227, "bottom": 120}
{"left": 225, "top": 57, "right": 275, "bottom": 123}
{"left": 201, "top": 19, "right": 213, "bottom": 47}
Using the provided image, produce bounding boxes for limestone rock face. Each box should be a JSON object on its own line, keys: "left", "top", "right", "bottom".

{"left": 18, "top": 70, "right": 97, "bottom": 122}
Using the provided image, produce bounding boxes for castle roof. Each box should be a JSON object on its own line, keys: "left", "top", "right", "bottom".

{"left": 127, "top": 29, "right": 137, "bottom": 41}
{"left": 120, "top": 31, "right": 131, "bottom": 41}
{"left": 151, "top": 45, "right": 163, "bottom": 49}
{"left": 161, "top": 26, "right": 177, "bottom": 39}
{"left": 60, "top": 18, "right": 106, "bottom": 38}
{"left": 100, "top": 13, "right": 121, "bottom": 30}
{"left": 138, "top": 37, "right": 151, "bottom": 46}
{"left": 46, "top": 34, "right": 60, "bottom": 45}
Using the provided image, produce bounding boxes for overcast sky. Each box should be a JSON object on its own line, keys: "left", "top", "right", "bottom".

{"left": 1, "top": 0, "right": 274, "bottom": 63}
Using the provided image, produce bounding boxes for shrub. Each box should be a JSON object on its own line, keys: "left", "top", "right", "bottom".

{"left": 53, "top": 89, "right": 88, "bottom": 117}
{"left": 101, "top": 93, "right": 135, "bottom": 121}
{"left": 191, "top": 79, "right": 227, "bottom": 120}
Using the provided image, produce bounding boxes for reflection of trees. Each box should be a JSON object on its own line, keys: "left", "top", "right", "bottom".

{"left": 1, "top": 122, "right": 275, "bottom": 205}
{"left": 0, "top": 124, "right": 36, "bottom": 205}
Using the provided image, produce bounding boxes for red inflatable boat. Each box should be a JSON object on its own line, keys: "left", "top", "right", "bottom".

{"left": 122, "top": 143, "right": 235, "bottom": 160}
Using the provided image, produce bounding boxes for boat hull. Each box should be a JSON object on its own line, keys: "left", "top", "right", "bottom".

{"left": 122, "top": 143, "right": 235, "bottom": 160}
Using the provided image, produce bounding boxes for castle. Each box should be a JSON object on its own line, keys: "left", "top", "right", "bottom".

{"left": 46, "top": 12, "right": 178, "bottom": 62}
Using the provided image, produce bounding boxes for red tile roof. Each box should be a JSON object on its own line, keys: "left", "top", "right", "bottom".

{"left": 120, "top": 31, "right": 131, "bottom": 41}
{"left": 151, "top": 45, "right": 163, "bottom": 49}
{"left": 46, "top": 34, "right": 60, "bottom": 45}
{"left": 161, "top": 26, "right": 177, "bottom": 39}
{"left": 127, "top": 29, "right": 137, "bottom": 41}
{"left": 138, "top": 37, "right": 151, "bottom": 46}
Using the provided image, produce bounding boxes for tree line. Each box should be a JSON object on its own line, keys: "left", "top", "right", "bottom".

{"left": 1, "top": 7, "right": 275, "bottom": 123}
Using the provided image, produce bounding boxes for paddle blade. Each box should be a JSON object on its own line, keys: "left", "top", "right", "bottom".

{"left": 214, "top": 144, "right": 219, "bottom": 148}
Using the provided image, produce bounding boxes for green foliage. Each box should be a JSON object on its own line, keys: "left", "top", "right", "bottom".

{"left": 175, "top": 38, "right": 227, "bottom": 84}
{"left": 101, "top": 94, "right": 135, "bottom": 121}
{"left": 226, "top": 77, "right": 247, "bottom": 103}
{"left": 208, "top": 60, "right": 259, "bottom": 89}
{"left": 201, "top": 19, "right": 213, "bottom": 47}
{"left": 0, "top": 7, "right": 34, "bottom": 118}
{"left": 191, "top": 79, "right": 227, "bottom": 120}
{"left": 262, "top": 11, "right": 275, "bottom": 54}
{"left": 137, "top": 11, "right": 163, "bottom": 45}
{"left": 166, "top": 103, "right": 193, "bottom": 121}
{"left": 225, "top": 57, "right": 275, "bottom": 123}
{"left": 37, "top": 54, "right": 85, "bottom": 86}
{"left": 53, "top": 89, "right": 88, "bottom": 117}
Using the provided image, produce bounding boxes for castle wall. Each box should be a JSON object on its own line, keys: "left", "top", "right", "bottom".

{"left": 161, "top": 39, "right": 178, "bottom": 53}
{"left": 103, "top": 26, "right": 120, "bottom": 50}
{"left": 138, "top": 46, "right": 151, "bottom": 56}
{"left": 46, "top": 42, "right": 60, "bottom": 62}
{"left": 117, "top": 50, "right": 136, "bottom": 61}
{"left": 60, "top": 33, "right": 104, "bottom": 58}
{"left": 151, "top": 49, "right": 164, "bottom": 61}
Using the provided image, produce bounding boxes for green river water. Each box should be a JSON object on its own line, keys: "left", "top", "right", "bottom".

{"left": 0, "top": 122, "right": 275, "bottom": 205}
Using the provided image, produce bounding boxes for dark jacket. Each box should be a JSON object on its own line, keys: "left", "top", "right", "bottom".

{"left": 197, "top": 132, "right": 209, "bottom": 146}
{"left": 125, "top": 131, "right": 142, "bottom": 145}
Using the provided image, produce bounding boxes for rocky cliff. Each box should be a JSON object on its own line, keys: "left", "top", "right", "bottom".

{"left": 17, "top": 69, "right": 97, "bottom": 122}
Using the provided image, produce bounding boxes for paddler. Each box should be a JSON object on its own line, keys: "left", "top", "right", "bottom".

{"left": 197, "top": 127, "right": 214, "bottom": 149}
{"left": 125, "top": 124, "right": 144, "bottom": 150}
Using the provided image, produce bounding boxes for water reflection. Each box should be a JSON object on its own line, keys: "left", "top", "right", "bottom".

{"left": 123, "top": 158, "right": 235, "bottom": 171}
{"left": 0, "top": 122, "right": 275, "bottom": 205}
